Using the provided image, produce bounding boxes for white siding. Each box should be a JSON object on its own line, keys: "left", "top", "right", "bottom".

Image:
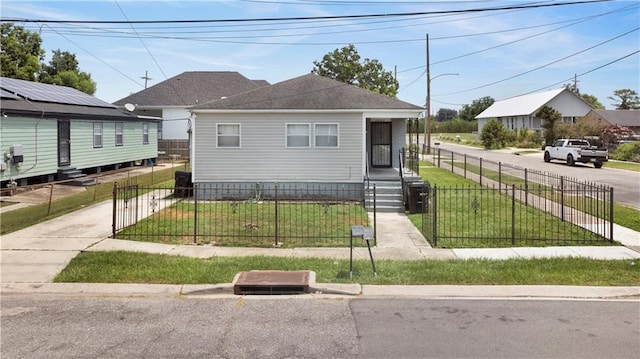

{"left": 161, "top": 108, "right": 191, "bottom": 140}
{"left": 193, "top": 113, "right": 363, "bottom": 183}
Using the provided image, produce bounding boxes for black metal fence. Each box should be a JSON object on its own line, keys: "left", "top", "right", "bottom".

{"left": 112, "top": 181, "right": 375, "bottom": 248}
{"left": 420, "top": 149, "right": 614, "bottom": 246}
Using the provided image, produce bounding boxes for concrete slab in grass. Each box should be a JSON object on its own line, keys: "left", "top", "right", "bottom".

{"left": 1, "top": 236, "right": 101, "bottom": 251}
{"left": 1, "top": 250, "right": 80, "bottom": 283}
{"left": 511, "top": 246, "right": 580, "bottom": 259}
{"left": 565, "top": 246, "right": 640, "bottom": 260}
{"left": 169, "top": 245, "right": 218, "bottom": 258}
{"left": 452, "top": 247, "right": 519, "bottom": 260}
{"left": 213, "top": 247, "right": 294, "bottom": 258}
{"left": 372, "top": 248, "right": 425, "bottom": 260}
{"left": 420, "top": 248, "right": 458, "bottom": 260}
{"left": 86, "top": 238, "right": 176, "bottom": 254}
{"left": 292, "top": 247, "right": 349, "bottom": 259}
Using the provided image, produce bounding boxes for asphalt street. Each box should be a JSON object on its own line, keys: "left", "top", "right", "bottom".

{"left": 1, "top": 294, "right": 638, "bottom": 359}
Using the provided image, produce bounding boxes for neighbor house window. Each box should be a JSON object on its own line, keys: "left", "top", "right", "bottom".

{"left": 286, "top": 124, "right": 310, "bottom": 147}
{"left": 217, "top": 124, "right": 240, "bottom": 147}
{"left": 315, "top": 124, "right": 338, "bottom": 147}
{"left": 93, "top": 122, "right": 103, "bottom": 148}
{"left": 142, "top": 122, "right": 149, "bottom": 145}
{"left": 115, "top": 122, "right": 124, "bottom": 146}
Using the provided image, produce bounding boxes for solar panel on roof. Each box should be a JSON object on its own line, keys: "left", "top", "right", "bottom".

{"left": 0, "top": 77, "right": 115, "bottom": 108}
{"left": 0, "top": 88, "right": 19, "bottom": 99}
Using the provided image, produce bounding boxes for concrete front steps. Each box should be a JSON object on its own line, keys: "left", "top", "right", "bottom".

{"left": 365, "top": 180, "right": 404, "bottom": 213}
{"left": 57, "top": 166, "right": 96, "bottom": 187}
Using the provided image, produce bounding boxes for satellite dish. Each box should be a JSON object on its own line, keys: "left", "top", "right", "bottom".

{"left": 124, "top": 103, "right": 136, "bottom": 112}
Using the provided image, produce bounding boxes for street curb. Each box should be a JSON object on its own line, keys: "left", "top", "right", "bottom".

{"left": 2, "top": 283, "right": 638, "bottom": 300}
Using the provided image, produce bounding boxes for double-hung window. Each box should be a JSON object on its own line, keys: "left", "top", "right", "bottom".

{"left": 217, "top": 124, "right": 240, "bottom": 147}
{"left": 315, "top": 124, "right": 338, "bottom": 147}
{"left": 93, "top": 122, "right": 103, "bottom": 148}
{"left": 286, "top": 124, "right": 310, "bottom": 147}
{"left": 115, "top": 122, "right": 124, "bottom": 146}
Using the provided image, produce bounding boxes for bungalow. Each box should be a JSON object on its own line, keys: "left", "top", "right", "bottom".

{"left": 476, "top": 88, "right": 593, "bottom": 133}
{"left": 113, "top": 71, "right": 269, "bottom": 159}
{"left": 0, "top": 77, "right": 159, "bottom": 188}
{"left": 582, "top": 109, "right": 640, "bottom": 135}
{"left": 189, "top": 73, "right": 423, "bottom": 200}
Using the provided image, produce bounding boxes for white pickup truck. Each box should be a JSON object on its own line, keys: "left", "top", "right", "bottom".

{"left": 543, "top": 139, "right": 608, "bottom": 168}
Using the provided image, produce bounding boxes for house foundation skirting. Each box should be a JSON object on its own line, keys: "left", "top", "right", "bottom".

{"left": 193, "top": 182, "right": 364, "bottom": 201}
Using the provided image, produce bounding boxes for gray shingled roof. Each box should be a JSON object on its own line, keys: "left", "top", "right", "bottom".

{"left": 113, "top": 71, "right": 267, "bottom": 107}
{"left": 192, "top": 73, "right": 423, "bottom": 111}
{"left": 592, "top": 109, "right": 640, "bottom": 127}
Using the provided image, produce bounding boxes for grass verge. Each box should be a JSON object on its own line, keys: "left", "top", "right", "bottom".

{"left": 604, "top": 160, "right": 640, "bottom": 172}
{"left": 55, "top": 251, "right": 640, "bottom": 286}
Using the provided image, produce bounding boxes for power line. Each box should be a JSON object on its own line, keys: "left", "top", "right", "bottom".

{"left": 1, "top": 1, "right": 610, "bottom": 24}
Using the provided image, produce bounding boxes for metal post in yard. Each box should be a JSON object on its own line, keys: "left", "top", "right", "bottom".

{"left": 524, "top": 168, "right": 528, "bottom": 206}
{"left": 464, "top": 154, "right": 467, "bottom": 178}
{"left": 373, "top": 184, "right": 377, "bottom": 246}
{"left": 560, "top": 176, "right": 565, "bottom": 222}
{"left": 498, "top": 162, "right": 502, "bottom": 188}
{"left": 511, "top": 185, "right": 516, "bottom": 245}
{"left": 609, "top": 187, "right": 614, "bottom": 243}
{"left": 433, "top": 186, "right": 438, "bottom": 247}
{"left": 112, "top": 183, "right": 117, "bottom": 238}
{"left": 479, "top": 158, "right": 483, "bottom": 186}
{"left": 451, "top": 151, "right": 454, "bottom": 172}
{"left": 437, "top": 148, "right": 441, "bottom": 168}
{"left": 47, "top": 184, "right": 54, "bottom": 216}
{"left": 194, "top": 183, "right": 198, "bottom": 244}
{"left": 135, "top": 184, "right": 139, "bottom": 224}
{"left": 275, "top": 183, "right": 279, "bottom": 247}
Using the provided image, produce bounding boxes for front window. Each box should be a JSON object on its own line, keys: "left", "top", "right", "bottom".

{"left": 142, "top": 122, "right": 149, "bottom": 145}
{"left": 217, "top": 124, "right": 240, "bottom": 147}
{"left": 115, "top": 122, "right": 124, "bottom": 146}
{"left": 315, "top": 124, "right": 338, "bottom": 147}
{"left": 287, "top": 124, "right": 310, "bottom": 147}
{"left": 93, "top": 122, "right": 103, "bottom": 148}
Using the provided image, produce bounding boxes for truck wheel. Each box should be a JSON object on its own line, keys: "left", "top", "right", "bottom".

{"left": 544, "top": 152, "right": 551, "bottom": 162}
{"left": 594, "top": 162, "right": 603, "bottom": 168}
{"left": 567, "top": 154, "right": 575, "bottom": 166}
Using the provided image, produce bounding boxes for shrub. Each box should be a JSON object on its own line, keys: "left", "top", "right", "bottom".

{"left": 610, "top": 141, "right": 640, "bottom": 162}
{"left": 480, "top": 118, "right": 509, "bottom": 149}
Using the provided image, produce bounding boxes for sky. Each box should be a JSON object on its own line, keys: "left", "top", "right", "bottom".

{"left": 1, "top": 0, "right": 638, "bottom": 111}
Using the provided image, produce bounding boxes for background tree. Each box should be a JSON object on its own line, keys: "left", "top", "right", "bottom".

{"left": 459, "top": 96, "right": 495, "bottom": 121}
{"left": 312, "top": 44, "right": 398, "bottom": 97}
{"left": 480, "top": 118, "right": 509, "bottom": 149}
{"left": 608, "top": 89, "right": 640, "bottom": 110}
{"left": 537, "top": 105, "right": 561, "bottom": 146}
{"left": 39, "top": 49, "right": 97, "bottom": 95}
{"left": 600, "top": 125, "right": 633, "bottom": 147}
{"left": 581, "top": 93, "right": 604, "bottom": 109}
{"left": 436, "top": 108, "right": 457, "bottom": 122}
{"left": 0, "top": 23, "right": 44, "bottom": 81}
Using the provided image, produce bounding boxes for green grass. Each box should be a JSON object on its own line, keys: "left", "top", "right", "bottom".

{"left": 435, "top": 133, "right": 482, "bottom": 147}
{"left": 119, "top": 202, "right": 369, "bottom": 248}
{"left": 0, "top": 165, "right": 186, "bottom": 235}
{"left": 0, "top": 201, "right": 17, "bottom": 208}
{"left": 55, "top": 251, "right": 640, "bottom": 286}
{"left": 604, "top": 160, "right": 640, "bottom": 172}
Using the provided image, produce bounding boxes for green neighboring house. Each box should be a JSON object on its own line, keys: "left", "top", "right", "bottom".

{"left": 0, "top": 77, "right": 159, "bottom": 188}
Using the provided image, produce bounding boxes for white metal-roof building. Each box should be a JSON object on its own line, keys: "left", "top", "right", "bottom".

{"left": 475, "top": 88, "right": 593, "bottom": 133}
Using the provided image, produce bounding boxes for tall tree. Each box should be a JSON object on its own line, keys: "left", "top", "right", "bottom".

{"left": 537, "top": 105, "right": 561, "bottom": 146}
{"left": 608, "top": 89, "right": 640, "bottom": 110}
{"left": 459, "top": 96, "right": 495, "bottom": 122}
{"left": 312, "top": 44, "right": 398, "bottom": 97}
{"left": 581, "top": 93, "right": 603, "bottom": 109}
{"left": 39, "top": 49, "right": 97, "bottom": 95}
{"left": 436, "top": 108, "right": 457, "bottom": 122}
{"left": 0, "top": 23, "right": 44, "bottom": 81}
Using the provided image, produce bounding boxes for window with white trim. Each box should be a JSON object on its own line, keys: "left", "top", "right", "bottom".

{"left": 142, "top": 122, "right": 149, "bottom": 145}
{"left": 217, "top": 124, "right": 240, "bottom": 147}
{"left": 115, "top": 122, "right": 124, "bottom": 146}
{"left": 93, "top": 122, "right": 103, "bottom": 148}
{"left": 315, "top": 124, "right": 338, "bottom": 147}
{"left": 286, "top": 124, "right": 310, "bottom": 147}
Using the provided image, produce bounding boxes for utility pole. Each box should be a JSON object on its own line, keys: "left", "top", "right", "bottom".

{"left": 424, "top": 34, "right": 431, "bottom": 154}
{"left": 141, "top": 71, "right": 152, "bottom": 89}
